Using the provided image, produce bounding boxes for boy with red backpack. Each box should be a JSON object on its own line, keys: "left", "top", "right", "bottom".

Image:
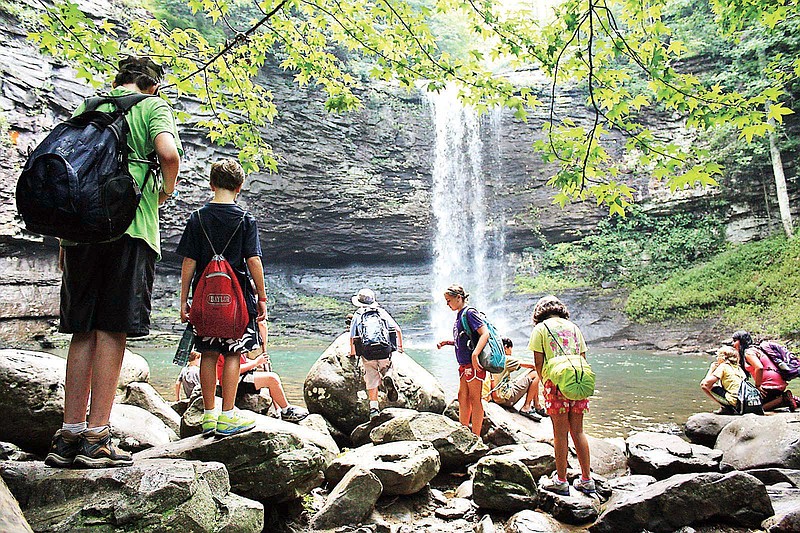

{"left": 177, "top": 159, "right": 267, "bottom": 437}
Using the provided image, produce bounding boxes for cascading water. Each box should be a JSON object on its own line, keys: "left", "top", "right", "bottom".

{"left": 427, "top": 86, "right": 506, "bottom": 339}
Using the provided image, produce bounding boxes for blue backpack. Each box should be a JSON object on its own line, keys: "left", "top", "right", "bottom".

{"left": 460, "top": 307, "right": 506, "bottom": 373}
{"left": 16, "top": 93, "right": 156, "bottom": 243}
{"left": 758, "top": 341, "right": 800, "bottom": 381}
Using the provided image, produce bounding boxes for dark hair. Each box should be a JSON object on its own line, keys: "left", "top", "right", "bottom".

{"left": 444, "top": 284, "right": 469, "bottom": 300}
{"left": 502, "top": 337, "right": 513, "bottom": 349}
{"left": 210, "top": 159, "right": 245, "bottom": 191}
{"left": 531, "top": 295, "right": 569, "bottom": 324}
{"left": 732, "top": 330, "right": 753, "bottom": 375}
{"left": 114, "top": 56, "right": 164, "bottom": 90}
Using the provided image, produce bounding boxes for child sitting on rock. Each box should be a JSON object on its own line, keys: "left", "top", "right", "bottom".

{"left": 701, "top": 346, "right": 746, "bottom": 415}
{"left": 174, "top": 350, "right": 201, "bottom": 401}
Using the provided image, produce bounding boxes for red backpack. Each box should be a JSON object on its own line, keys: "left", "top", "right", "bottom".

{"left": 190, "top": 212, "right": 249, "bottom": 339}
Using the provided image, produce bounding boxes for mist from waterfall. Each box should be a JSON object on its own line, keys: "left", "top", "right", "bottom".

{"left": 427, "top": 87, "right": 507, "bottom": 340}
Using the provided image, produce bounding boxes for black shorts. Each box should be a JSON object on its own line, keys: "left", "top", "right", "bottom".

{"left": 59, "top": 235, "right": 156, "bottom": 338}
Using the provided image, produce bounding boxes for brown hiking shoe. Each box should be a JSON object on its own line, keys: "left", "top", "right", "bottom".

{"left": 44, "top": 429, "right": 82, "bottom": 467}
{"left": 73, "top": 427, "right": 133, "bottom": 468}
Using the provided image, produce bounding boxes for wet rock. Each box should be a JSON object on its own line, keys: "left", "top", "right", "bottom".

{"left": 590, "top": 471, "right": 773, "bottom": 533}
{"left": 485, "top": 442, "right": 556, "bottom": 480}
{"left": 0, "top": 458, "right": 263, "bottom": 532}
{"left": 684, "top": 412, "right": 736, "bottom": 447}
{"left": 507, "top": 509, "right": 571, "bottom": 532}
{"left": 110, "top": 403, "right": 178, "bottom": 452}
{"left": 304, "top": 334, "right": 446, "bottom": 434}
{"left": 0, "top": 475, "right": 31, "bottom": 533}
{"left": 138, "top": 412, "right": 338, "bottom": 502}
{"left": 369, "top": 411, "right": 489, "bottom": 471}
{"left": 326, "top": 440, "right": 440, "bottom": 496}
{"left": 310, "top": 467, "right": 383, "bottom": 529}
{"left": 536, "top": 477, "right": 600, "bottom": 526}
{"left": 715, "top": 413, "right": 800, "bottom": 470}
{"left": 0, "top": 442, "right": 36, "bottom": 462}
{"left": 117, "top": 349, "right": 150, "bottom": 390}
{"left": 626, "top": 431, "right": 722, "bottom": 479}
{"left": 121, "top": 381, "right": 181, "bottom": 434}
{"left": 0, "top": 349, "right": 65, "bottom": 456}
{"left": 434, "top": 497, "right": 474, "bottom": 519}
{"left": 473, "top": 454, "right": 538, "bottom": 511}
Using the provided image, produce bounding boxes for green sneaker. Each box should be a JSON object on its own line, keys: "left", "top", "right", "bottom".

{"left": 215, "top": 411, "right": 255, "bottom": 437}
{"left": 201, "top": 412, "right": 218, "bottom": 437}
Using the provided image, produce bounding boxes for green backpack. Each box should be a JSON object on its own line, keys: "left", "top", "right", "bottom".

{"left": 541, "top": 322, "right": 595, "bottom": 401}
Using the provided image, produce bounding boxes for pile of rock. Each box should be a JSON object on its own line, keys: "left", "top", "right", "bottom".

{"left": 2, "top": 339, "right": 800, "bottom": 532}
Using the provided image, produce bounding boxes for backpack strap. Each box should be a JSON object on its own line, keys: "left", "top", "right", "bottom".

{"left": 197, "top": 211, "right": 247, "bottom": 258}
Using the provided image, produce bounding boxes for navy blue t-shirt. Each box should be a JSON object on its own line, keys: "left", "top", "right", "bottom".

{"left": 176, "top": 202, "right": 262, "bottom": 317}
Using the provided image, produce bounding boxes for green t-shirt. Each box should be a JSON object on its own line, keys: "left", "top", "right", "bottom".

{"left": 528, "top": 317, "right": 587, "bottom": 381}
{"left": 68, "top": 87, "right": 183, "bottom": 258}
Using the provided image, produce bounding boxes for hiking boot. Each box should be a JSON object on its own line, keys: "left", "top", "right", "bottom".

{"left": 215, "top": 411, "right": 255, "bottom": 437}
{"left": 281, "top": 406, "right": 309, "bottom": 423}
{"left": 518, "top": 409, "right": 543, "bottom": 422}
{"left": 73, "top": 427, "right": 132, "bottom": 468}
{"left": 369, "top": 407, "right": 380, "bottom": 420}
{"left": 383, "top": 374, "right": 399, "bottom": 402}
{"left": 573, "top": 477, "right": 597, "bottom": 495}
{"left": 201, "top": 412, "right": 218, "bottom": 437}
{"left": 534, "top": 407, "right": 549, "bottom": 418}
{"left": 44, "top": 429, "right": 82, "bottom": 468}
{"left": 542, "top": 473, "right": 570, "bottom": 496}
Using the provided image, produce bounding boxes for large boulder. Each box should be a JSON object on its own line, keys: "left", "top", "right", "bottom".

{"left": 590, "top": 471, "right": 773, "bottom": 533}
{"left": 472, "top": 454, "right": 538, "bottom": 511}
{"left": 445, "top": 400, "right": 554, "bottom": 448}
{"left": 138, "top": 412, "right": 339, "bottom": 502}
{"left": 0, "top": 349, "right": 65, "bottom": 456}
{"left": 536, "top": 477, "right": 600, "bottom": 525}
{"left": 120, "top": 381, "right": 182, "bottom": 435}
{"left": 351, "top": 407, "right": 420, "bottom": 446}
{"left": 304, "top": 333, "right": 446, "bottom": 434}
{"left": 0, "top": 459, "right": 263, "bottom": 532}
{"left": 310, "top": 467, "right": 383, "bottom": 530}
{"left": 0, "top": 475, "right": 31, "bottom": 533}
{"left": 369, "top": 411, "right": 488, "bottom": 471}
{"left": 484, "top": 442, "right": 556, "bottom": 480}
{"left": 575, "top": 436, "right": 627, "bottom": 478}
{"left": 110, "top": 403, "right": 179, "bottom": 452}
{"left": 684, "top": 412, "right": 736, "bottom": 447}
{"left": 626, "top": 431, "right": 722, "bottom": 479}
{"left": 715, "top": 413, "right": 800, "bottom": 470}
{"left": 325, "top": 440, "right": 440, "bottom": 495}
{"left": 117, "top": 349, "right": 150, "bottom": 390}
{"left": 507, "top": 509, "right": 571, "bottom": 532}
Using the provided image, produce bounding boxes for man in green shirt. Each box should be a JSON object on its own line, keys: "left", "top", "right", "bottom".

{"left": 45, "top": 56, "right": 182, "bottom": 469}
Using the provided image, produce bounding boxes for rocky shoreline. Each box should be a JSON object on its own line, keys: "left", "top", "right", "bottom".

{"left": 2, "top": 334, "right": 799, "bottom": 532}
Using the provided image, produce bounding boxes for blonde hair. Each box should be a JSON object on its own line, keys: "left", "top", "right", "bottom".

{"left": 444, "top": 284, "right": 469, "bottom": 300}
{"left": 717, "top": 346, "right": 739, "bottom": 366}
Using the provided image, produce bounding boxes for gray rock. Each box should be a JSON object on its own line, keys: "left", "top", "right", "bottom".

{"left": 0, "top": 458, "right": 263, "bottom": 532}
{"left": 0, "top": 442, "right": 36, "bottom": 462}
{"left": 507, "top": 509, "right": 571, "bottom": 532}
{"left": 310, "top": 467, "right": 383, "bottom": 529}
{"left": 117, "top": 349, "right": 150, "bottom": 390}
{"left": 748, "top": 468, "right": 800, "bottom": 488}
{"left": 536, "top": 477, "right": 600, "bottom": 525}
{"left": 581, "top": 435, "right": 628, "bottom": 477}
{"left": 626, "top": 431, "right": 722, "bottom": 479}
{"left": 589, "top": 471, "right": 773, "bottom": 533}
{"left": 138, "top": 412, "right": 338, "bottom": 502}
{"left": 472, "top": 454, "right": 538, "bottom": 511}
{"left": 434, "top": 497, "right": 474, "bottom": 519}
{"left": 0, "top": 475, "right": 32, "bottom": 533}
{"left": 684, "top": 412, "right": 736, "bottom": 447}
{"left": 121, "top": 381, "right": 182, "bottom": 434}
{"left": 716, "top": 413, "right": 800, "bottom": 470}
{"left": 445, "top": 400, "right": 555, "bottom": 448}
{"left": 0, "top": 349, "right": 65, "bottom": 456}
{"left": 475, "top": 514, "right": 496, "bottom": 533}
{"left": 763, "top": 485, "right": 800, "bottom": 532}
{"left": 485, "top": 442, "right": 556, "bottom": 480}
{"left": 455, "top": 478, "right": 473, "bottom": 499}
{"left": 606, "top": 474, "right": 657, "bottom": 492}
{"left": 110, "top": 403, "right": 178, "bottom": 452}
{"left": 299, "top": 413, "right": 340, "bottom": 453}
{"left": 326, "top": 440, "right": 440, "bottom": 495}
{"left": 351, "top": 407, "right": 420, "bottom": 446}
{"left": 304, "top": 334, "right": 446, "bottom": 434}
{"left": 369, "top": 411, "right": 488, "bottom": 471}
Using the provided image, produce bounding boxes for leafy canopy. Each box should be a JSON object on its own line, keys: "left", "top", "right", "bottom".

{"left": 29, "top": 0, "right": 799, "bottom": 210}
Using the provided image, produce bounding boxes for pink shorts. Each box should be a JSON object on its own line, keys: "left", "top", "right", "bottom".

{"left": 543, "top": 380, "right": 589, "bottom": 415}
{"left": 459, "top": 363, "right": 487, "bottom": 382}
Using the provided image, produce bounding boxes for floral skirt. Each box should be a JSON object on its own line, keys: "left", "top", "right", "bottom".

{"left": 193, "top": 317, "right": 262, "bottom": 355}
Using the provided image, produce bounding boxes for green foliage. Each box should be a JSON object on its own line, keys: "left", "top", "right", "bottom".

{"left": 514, "top": 273, "right": 587, "bottom": 294}
{"left": 294, "top": 294, "right": 350, "bottom": 313}
{"left": 626, "top": 233, "right": 800, "bottom": 338}
{"left": 519, "top": 206, "right": 726, "bottom": 289}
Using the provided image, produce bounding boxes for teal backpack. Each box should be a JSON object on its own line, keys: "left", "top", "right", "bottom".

{"left": 460, "top": 307, "right": 506, "bottom": 373}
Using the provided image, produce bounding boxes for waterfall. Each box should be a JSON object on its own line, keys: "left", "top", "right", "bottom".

{"left": 427, "top": 87, "right": 506, "bottom": 339}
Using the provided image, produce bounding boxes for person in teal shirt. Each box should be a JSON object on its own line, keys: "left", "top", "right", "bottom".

{"left": 46, "top": 56, "right": 182, "bottom": 469}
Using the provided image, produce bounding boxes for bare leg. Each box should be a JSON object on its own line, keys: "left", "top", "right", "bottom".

{"left": 763, "top": 395, "right": 787, "bottom": 411}
{"left": 523, "top": 372, "right": 541, "bottom": 411}
{"left": 367, "top": 387, "right": 379, "bottom": 402}
{"left": 220, "top": 353, "right": 241, "bottom": 411}
{"left": 86, "top": 331, "right": 127, "bottom": 427}
{"left": 467, "top": 378, "right": 484, "bottom": 437}
{"left": 63, "top": 331, "right": 97, "bottom": 424}
{"left": 253, "top": 372, "right": 288, "bottom": 409}
{"left": 457, "top": 376, "right": 471, "bottom": 428}
{"left": 550, "top": 411, "right": 570, "bottom": 480}
{"left": 199, "top": 351, "right": 219, "bottom": 411}
{"left": 568, "top": 411, "right": 591, "bottom": 480}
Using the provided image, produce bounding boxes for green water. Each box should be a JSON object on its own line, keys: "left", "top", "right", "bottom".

{"left": 138, "top": 341, "right": 716, "bottom": 438}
